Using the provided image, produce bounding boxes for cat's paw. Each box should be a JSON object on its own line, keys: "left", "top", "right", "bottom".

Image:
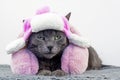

{"left": 51, "top": 70, "right": 67, "bottom": 76}
{"left": 87, "top": 66, "right": 101, "bottom": 70}
{"left": 37, "top": 70, "right": 51, "bottom": 76}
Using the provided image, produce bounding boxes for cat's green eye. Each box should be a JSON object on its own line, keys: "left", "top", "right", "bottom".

{"left": 54, "top": 35, "right": 61, "bottom": 40}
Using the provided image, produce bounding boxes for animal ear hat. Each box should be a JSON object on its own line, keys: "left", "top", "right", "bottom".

{"left": 6, "top": 6, "right": 90, "bottom": 54}
{"left": 7, "top": 6, "right": 90, "bottom": 75}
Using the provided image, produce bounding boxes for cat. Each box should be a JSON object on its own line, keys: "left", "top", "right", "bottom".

{"left": 26, "top": 29, "right": 102, "bottom": 76}
{"left": 26, "top": 30, "right": 69, "bottom": 76}
{"left": 26, "top": 13, "right": 102, "bottom": 76}
{"left": 87, "top": 46, "right": 102, "bottom": 70}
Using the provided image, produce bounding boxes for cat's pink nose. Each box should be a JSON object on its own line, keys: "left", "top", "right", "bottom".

{"left": 47, "top": 46, "right": 53, "bottom": 51}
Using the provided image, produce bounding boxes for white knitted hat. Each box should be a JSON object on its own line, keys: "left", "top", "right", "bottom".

{"left": 6, "top": 6, "right": 90, "bottom": 54}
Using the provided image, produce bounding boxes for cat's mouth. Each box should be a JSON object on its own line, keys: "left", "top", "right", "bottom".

{"left": 43, "top": 52, "right": 57, "bottom": 59}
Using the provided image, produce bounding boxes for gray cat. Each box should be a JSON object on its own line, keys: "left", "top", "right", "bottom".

{"left": 26, "top": 13, "right": 102, "bottom": 76}
{"left": 26, "top": 29, "right": 102, "bottom": 76}
{"left": 26, "top": 30, "right": 69, "bottom": 76}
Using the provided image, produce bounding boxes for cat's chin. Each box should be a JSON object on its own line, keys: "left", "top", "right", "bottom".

{"left": 43, "top": 53, "right": 57, "bottom": 59}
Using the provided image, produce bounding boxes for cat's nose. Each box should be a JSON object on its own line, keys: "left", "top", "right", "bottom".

{"left": 47, "top": 46, "right": 53, "bottom": 51}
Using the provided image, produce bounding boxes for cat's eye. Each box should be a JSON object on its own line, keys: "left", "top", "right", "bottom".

{"left": 37, "top": 36, "right": 45, "bottom": 40}
{"left": 54, "top": 35, "right": 61, "bottom": 40}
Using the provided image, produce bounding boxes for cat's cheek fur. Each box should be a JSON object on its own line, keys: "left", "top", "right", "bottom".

{"left": 61, "top": 44, "right": 89, "bottom": 74}
{"left": 38, "top": 46, "right": 48, "bottom": 53}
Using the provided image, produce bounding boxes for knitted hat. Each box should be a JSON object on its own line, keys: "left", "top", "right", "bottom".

{"left": 6, "top": 6, "right": 90, "bottom": 54}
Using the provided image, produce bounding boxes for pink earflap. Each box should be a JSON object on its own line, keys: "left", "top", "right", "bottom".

{"left": 11, "top": 49, "right": 39, "bottom": 75}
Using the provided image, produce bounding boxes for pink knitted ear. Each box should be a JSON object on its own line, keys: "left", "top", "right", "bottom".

{"left": 62, "top": 16, "right": 71, "bottom": 37}
{"left": 23, "top": 6, "right": 50, "bottom": 40}
{"left": 11, "top": 49, "right": 39, "bottom": 75}
{"left": 24, "top": 19, "right": 31, "bottom": 32}
{"left": 61, "top": 44, "right": 89, "bottom": 74}
{"left": 23, "top": 19, "right": 32, "bottom": 40}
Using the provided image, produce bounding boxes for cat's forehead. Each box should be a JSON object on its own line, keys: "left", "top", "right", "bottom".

{"left": 43, "top": 30, "right": 56, "bottom": 35}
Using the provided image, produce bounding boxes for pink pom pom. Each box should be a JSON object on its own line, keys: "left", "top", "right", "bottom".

{"left": 11, "top": 49, "right": 39, "bottom": 75}
{"left": 36, "top": 6, "right": 50, "bottom": 15}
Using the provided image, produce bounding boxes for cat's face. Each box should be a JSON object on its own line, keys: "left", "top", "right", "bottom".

{"left": 26, "top": 30, "right": 69, "bottom": 59}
